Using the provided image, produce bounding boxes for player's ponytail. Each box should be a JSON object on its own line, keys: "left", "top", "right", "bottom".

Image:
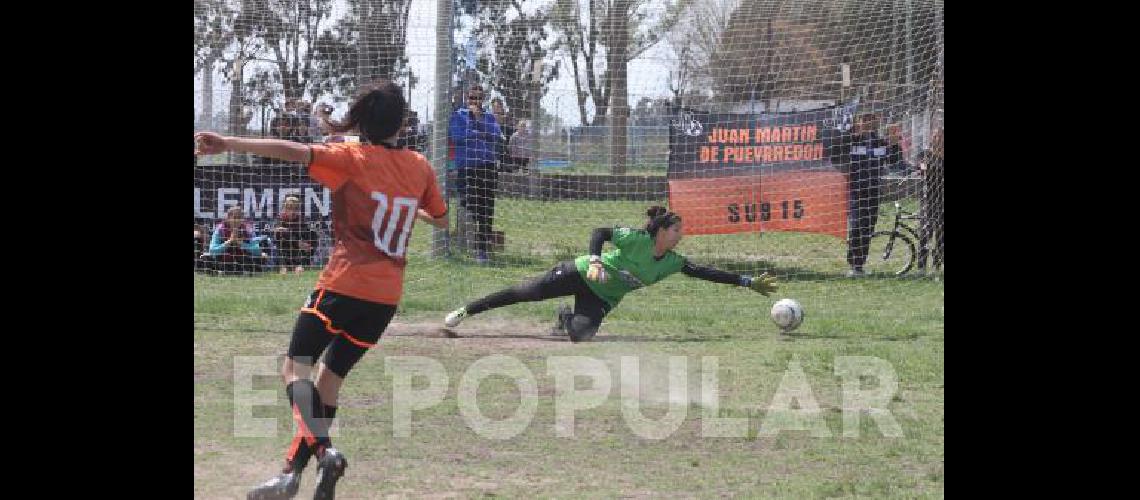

{"left": 325, "top": 80, "right": 407, "bottom": 146}
{"left": 645, "top": 205, "right": 681, "bottom": 237}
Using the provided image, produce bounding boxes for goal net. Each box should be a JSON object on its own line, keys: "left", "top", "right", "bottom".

{"left": 194, "top": 0, "right": 944, "bottom": 335}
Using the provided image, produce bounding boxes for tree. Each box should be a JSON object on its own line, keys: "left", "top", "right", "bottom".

{"left": 550, "top": 0, "right": 689, "bottom": 173}
{"left": 469, "top": 0, "right": 561, "bottom": 123}
{"left": 194, "top": 0, "right": 230, "bottom": 75}
{"left": 604, "top": 0, "right": 632, "bottom": 173}
{"left": 706, "top": 0, "right": 942, "bottom": 109}
{"left": 709, "top": 0, "right": 830, "bottom": 105}
{"left": 630, "top": 96, "right": 672, "bottom": 126}
{"left": 195, "top": 0, "right": 260, "bottom": 135}
{"left": 195, "top": 0, "right": 229, "bottom": 129}
{"left": 246, "top": 0, "right": 416, "bottom": 109}
{"left": 664, "top": 0, "right": 737, "bottom": 107}
{"left": 244, "top": 0, "right": 339, "bottom": 104}
{"left": 342, "top": 0, "right": 414, "bottom": 89}
{"left": 194, "top": 0, "right": 418, "bottom": 136}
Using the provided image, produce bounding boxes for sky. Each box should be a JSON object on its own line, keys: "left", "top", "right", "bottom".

{"left": 193, "top": 0, "right": 680, "bottom": 130}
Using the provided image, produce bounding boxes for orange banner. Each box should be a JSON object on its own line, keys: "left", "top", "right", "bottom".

{"left": 668, "top": 172, "right": 848, "bottom": 238}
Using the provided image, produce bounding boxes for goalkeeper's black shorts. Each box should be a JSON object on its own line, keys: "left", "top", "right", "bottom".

{"left": 287, "top": 288, "right": 396, "bottom": 378}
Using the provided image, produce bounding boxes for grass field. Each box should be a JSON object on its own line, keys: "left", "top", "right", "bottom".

{"left": 194, "top": 198, "right": 943, "bottom": 498}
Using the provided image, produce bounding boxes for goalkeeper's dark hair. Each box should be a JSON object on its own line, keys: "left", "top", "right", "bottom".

{"left": 645, "top": 205, "right": 682, "bottom": 237}
{"left": 324, "top": 80, "right": 407, "bottom": 145}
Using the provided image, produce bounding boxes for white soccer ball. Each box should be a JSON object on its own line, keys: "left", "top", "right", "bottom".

{"left": 770, "top": 299, "right": 805, "bottom": 332}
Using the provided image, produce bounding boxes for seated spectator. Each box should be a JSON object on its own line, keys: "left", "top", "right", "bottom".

{"left": 194, "top": 221, "right": 209, "bottom": 269}
{"left": 201, "top": 206, "right": 268, "bottom": 275}
{"left": 271, "top": 195, "right": 318, "bottom": 275}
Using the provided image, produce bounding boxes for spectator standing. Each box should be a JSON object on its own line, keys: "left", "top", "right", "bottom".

{"left": 448, "top": 84, "right": 503, "bottom": 264}
{"left": 827, "top": 113, "right": 891, "bottom": 277}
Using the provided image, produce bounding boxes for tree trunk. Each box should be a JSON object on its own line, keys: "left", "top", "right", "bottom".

{"left": 229, "top": 56, "right": 245, "bottom": 136}
{"left": 357, "top": 0, "right": 381, "bottom": 84}
{"left": 607, "top": 0, "right": 630, "bottom": 174}
{"left": 200, "top": 56, "right": 214, "bottom": 129}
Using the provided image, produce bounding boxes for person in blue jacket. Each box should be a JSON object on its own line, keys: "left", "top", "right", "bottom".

{"left": 448, "top": 84, "right": 502, "bottom": 264}
{"left": 203, "top": 206, "right": 269, "bottom": 275}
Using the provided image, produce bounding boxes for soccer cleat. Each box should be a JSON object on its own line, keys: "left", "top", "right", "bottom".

{"left": 474, "top": 251, "right": 490, "bottom": 265}
{"left": 551, "top": 304, "right": 572, "bottom": 336}
{"left": 445, "top": 307, "right": 468, "bottom": 328}
{"left": 313, "top": 448, "right": 347, "bottom": 500}
{"left": 247, "top": 471, "right": 301, "bottom": 500}
{"left": 846, "top": 268, "right": 865, "bottom": 278}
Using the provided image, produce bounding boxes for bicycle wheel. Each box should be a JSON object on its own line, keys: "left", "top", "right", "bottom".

{"left": 864, "top": 231, "right": 916, "bottom": 276}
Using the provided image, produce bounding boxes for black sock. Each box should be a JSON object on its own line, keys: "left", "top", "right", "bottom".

{"left": 285, "top": 438, "right": 313, "bottom": 473}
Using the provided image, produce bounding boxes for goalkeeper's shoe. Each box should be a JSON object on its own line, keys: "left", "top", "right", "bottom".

{"left": 312, "top": 448, "right": 347, "bottom": 500}
{"left": 247, "top": 470, "right": 301, "bottom": 500}
{"left": 445, "top": 307, "right": 468, "bottom": 328}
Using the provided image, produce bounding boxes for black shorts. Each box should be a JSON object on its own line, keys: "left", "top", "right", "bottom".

{"left": 288, "top": 288, "right": 396, "bottom": 378}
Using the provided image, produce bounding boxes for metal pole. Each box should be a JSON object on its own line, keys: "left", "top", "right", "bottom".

{"left": 905, "top": 0, "right": 916, "bottom": 164}
{"left": 431, "top": 0, "right": 454, "bottom": 257}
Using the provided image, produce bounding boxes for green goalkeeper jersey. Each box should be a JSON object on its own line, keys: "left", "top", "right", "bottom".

{"left": 574, "top": 227, "right": 686, "bottom": 308}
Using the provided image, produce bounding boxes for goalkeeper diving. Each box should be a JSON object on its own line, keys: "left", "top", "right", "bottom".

{"left": 444, "top": 206, "right": 779, "bottom": 341}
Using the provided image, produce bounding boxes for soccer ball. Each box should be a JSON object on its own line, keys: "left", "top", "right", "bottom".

{"left": 770, "top": 299, "right": 804, "bottom": 332}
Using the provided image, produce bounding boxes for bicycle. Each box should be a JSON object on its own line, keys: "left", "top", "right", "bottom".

{"left": 863, "top": 200, "right": 921, "bottom": 276}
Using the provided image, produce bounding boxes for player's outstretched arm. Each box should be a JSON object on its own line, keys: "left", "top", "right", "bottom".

{"left": 680, "top": 260, "right": 778, "bottom": 296}
{"left": 588, "top": 227, "right": 613, "bottom": 256}
{"left": 194, "top": 132, "right": 312, "bottom": 164}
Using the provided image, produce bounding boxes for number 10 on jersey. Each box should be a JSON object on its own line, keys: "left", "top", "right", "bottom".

{"left": 371, "top": 192, "right": 418, "bottom": 258}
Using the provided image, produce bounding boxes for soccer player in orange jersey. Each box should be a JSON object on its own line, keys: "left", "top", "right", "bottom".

{"left": 195, "top": 80, "right": 447, "bottom": 500}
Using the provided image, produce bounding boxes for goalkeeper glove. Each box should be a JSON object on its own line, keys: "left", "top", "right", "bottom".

{"left": 586, "top": 256, "right": 608, "bottom": 283}
{"left": 741, "top": 272, "right": 778, "bottom": 296}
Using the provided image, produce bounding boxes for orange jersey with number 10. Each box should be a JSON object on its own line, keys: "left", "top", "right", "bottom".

{"left": 307, "top": 142, "right": 446, "bottom": 306}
